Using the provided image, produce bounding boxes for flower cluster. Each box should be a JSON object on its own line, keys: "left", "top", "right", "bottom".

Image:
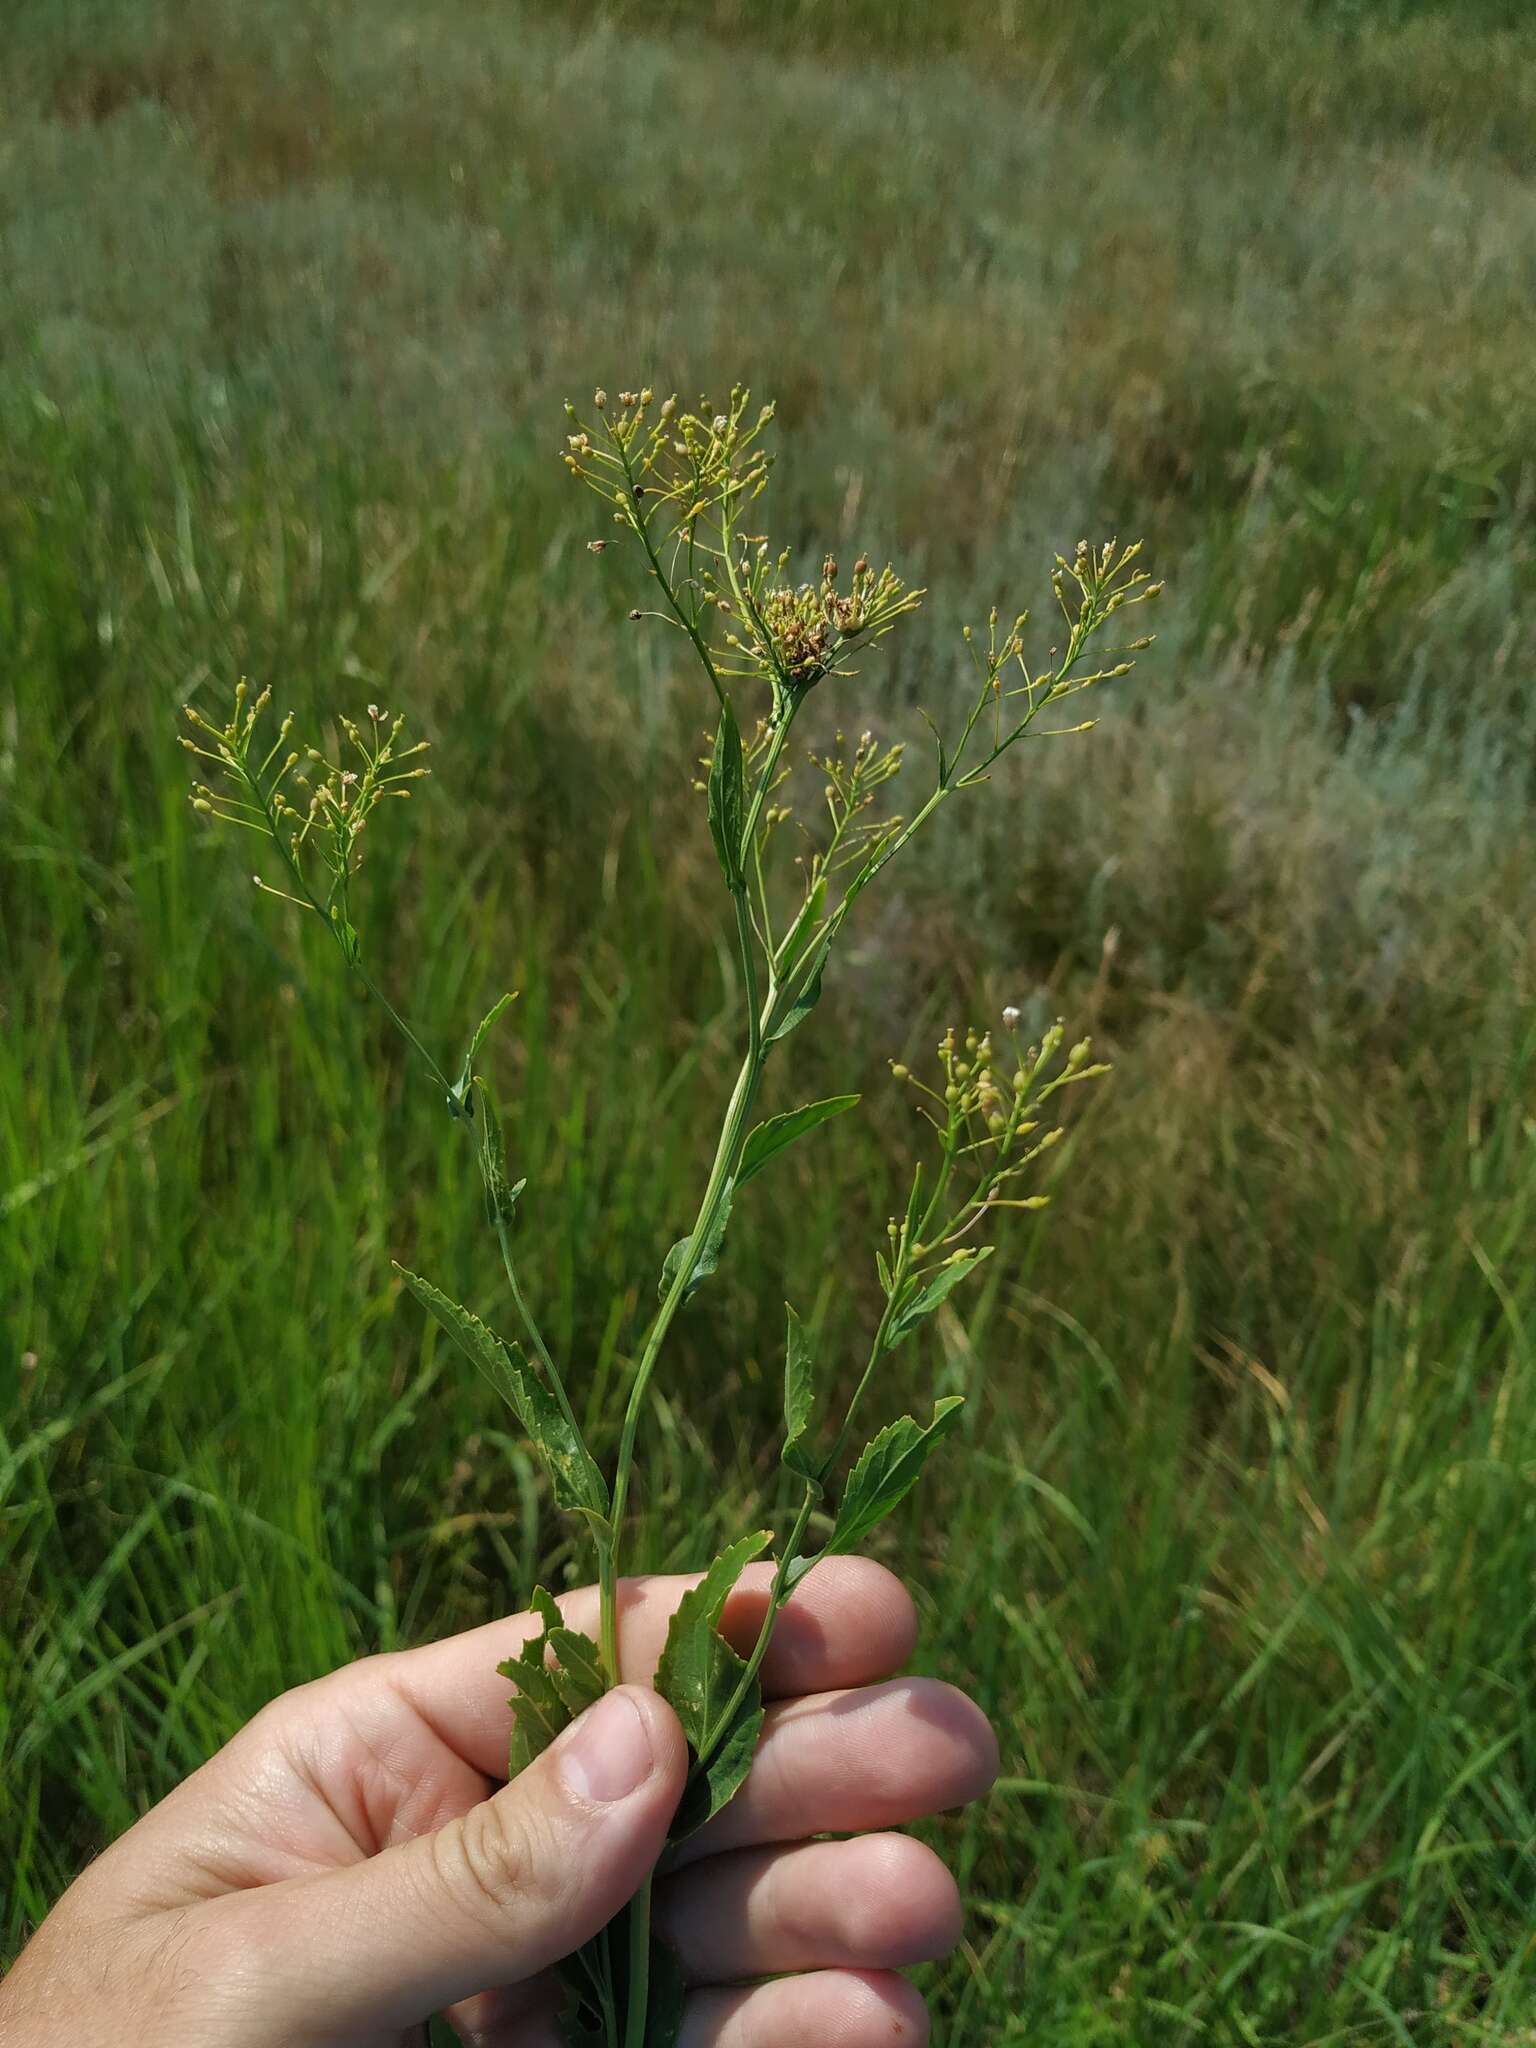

{"left": 563, "top": 383, "right": 774, "bottom": 546}
{"left": 737, "top": 552, "right": 922, "bottom": 695}
{"left": 181, "top": 689, "right": 428, "bottom": 961}
{"left": 802, "top": 727, "right": 906, "bottom": 884}
{"left": 888, "top": 1014, "right": 1111, "bottom": 1273}
{"left": 564, "top": 383, "right": 920, "bottom": 715}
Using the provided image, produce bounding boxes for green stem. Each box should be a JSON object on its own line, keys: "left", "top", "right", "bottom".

{"left": 595, "top": 1527, "right": 621, "bottom": 1687}
{"left": 495, "top": 1218, "right": 588, "bottom": 1472}
{"left": 608, "top": 1026, "right": 766, "bottom": 1542}
{"left": 607, "top": 713, "right": 794, "bottom": 1546}
{"left": 821, "top": 1269, "right": 908, "bottom": 1484}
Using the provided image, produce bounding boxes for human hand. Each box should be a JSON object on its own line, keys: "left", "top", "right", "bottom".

{"left": 0, "top": 1558, "right": 996, "bottom": 2047}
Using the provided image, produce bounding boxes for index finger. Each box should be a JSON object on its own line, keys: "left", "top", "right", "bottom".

{"left": 378, "top": 1556, "right": 917, "bottom": 1781}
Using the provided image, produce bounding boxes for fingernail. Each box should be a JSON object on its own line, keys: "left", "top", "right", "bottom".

{"left": 558, "top": 1689, "right": 655, "bottom": 1804}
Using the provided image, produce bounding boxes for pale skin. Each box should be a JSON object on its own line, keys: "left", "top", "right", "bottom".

{"left": 1, "top": 1557, "right": 997, "bottom": 2047}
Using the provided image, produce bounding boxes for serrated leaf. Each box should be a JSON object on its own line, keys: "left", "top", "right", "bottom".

{"left": 782, "top": 1303, "right": 820, "bottom": 1484}
{"left": 658, "top": 1183, "right": 734, "bottom": 1303}
{"left": 886, "top": 1244, "right": 996, "bottom": 1348}
{"left": 498, "top": 1587, "right": 604, "bottom": 1778}
{"left": 815, "top": 1398, "right": 965, "bottom": 1569}
{"left": 707, "top": 698, "right": 745, "bottom": 886}
{"left": 655, "top": 1530, "right": 771, "bottom": 1837}
{"left": 546, "top": 1627, "right": 607, "bottom": 1718}
{"left": 738, "top": 1094, "right": 859, "bottom": 1189}
{"left": 395, "top": 1265, "right": 608, "bottom": 1521}
{"left": 656, "top": 1531, "right": 771, "bottom": 1737}
{"left": 767, "top": 940, "right": 829, "bottom": 1042}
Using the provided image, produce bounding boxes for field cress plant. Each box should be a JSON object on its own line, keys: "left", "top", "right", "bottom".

{"left": 181, "top": 384, "right": 1158, "bottom": 2047}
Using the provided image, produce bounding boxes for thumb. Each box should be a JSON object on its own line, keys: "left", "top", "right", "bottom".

{"left": 229, "top": 1685, "right": 685, "bottom": 2038}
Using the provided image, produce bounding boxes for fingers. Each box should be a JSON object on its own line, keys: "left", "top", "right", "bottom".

{"left": 680, "top": 1969, "right": 930, "bottom": 2048}
{"left": 446, "top": 1965, "right": 932, "bottom": 2048}
{"left": 210, "top": 1687, "right": 686, "bottom": 2037}
{"left": 657, "top": 1832, "right": 961, "bottom": 1981}
{"left": 671, "top": 1676, "right": 998, "bottom": 1865}
{"left": 376, "top": 1555, "right": 917, "bottom": 1780}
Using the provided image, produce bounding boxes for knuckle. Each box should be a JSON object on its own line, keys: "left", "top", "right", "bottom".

{"left": 437, "top": 1795, "right": 569, "bottom": 1926}
{"left": 442, "top": 1798, "right": 535, "bottom": 1919}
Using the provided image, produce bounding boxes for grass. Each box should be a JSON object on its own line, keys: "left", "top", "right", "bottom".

{"left": 4, "top": 0, "right": 1536, "bottom": 2036}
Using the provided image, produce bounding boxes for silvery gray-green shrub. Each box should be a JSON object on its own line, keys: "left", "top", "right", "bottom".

{"left": 182, "top": 383, "right": 1159, "bottom": 2048}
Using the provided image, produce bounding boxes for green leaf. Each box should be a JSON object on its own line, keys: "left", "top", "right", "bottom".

{"left": 395, "top": 1264, "right": 608, "bottom": 1521}
{"left": 777, "top": 875, "right": 827, "bottom": 969}
{"left": 679, "top": 1701, "right": 762, "bottom": 1839}
{"left": 473, "top": 1078, "right": 524, "bottom": 1223}
{"left": 767, "top": 939, "right": 830, "bottom": 1042}
{"left": 707, "top": 698, "right": 745, "bottom": 886}
{"left": 656, "top": 1532, "right": 771, "bottom": 1738}
{"left": 815, "top": 1398, "right": 965, "bottom": 1570}
{"left": 453, "top": 990, "right": 516, "bottom": 1112}
{"left": 546, "top": 1627, "right": 607, "bottom": 1718}
{"left": 498, "top": 1587, "right": 605, "bottom": 1777}
{"left": 886, "top": 1245, "right": 996, "bottom": 1348}
{"left": 658, "top": 1182, "right": 734, "bottom": 1303}
{"left": 781, "top": 1303, "right": 820, "bottom": 1484}
{"left": 919, "top": 705, "right": 947, "bottom": 783}
{"left": 738, "top": 1094, "right": 859, "bottom": 1190}
{"left": 655, "top": 1530, "right": 772, "bottom": 1837}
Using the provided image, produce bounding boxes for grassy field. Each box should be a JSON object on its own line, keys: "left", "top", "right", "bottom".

{"left": 5, "top": 0, "right": 1536, "bottom": 2037}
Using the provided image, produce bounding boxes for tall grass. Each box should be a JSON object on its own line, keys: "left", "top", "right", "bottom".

{"left": 4, "top": 1, "right": 1536, "bottom": 2036}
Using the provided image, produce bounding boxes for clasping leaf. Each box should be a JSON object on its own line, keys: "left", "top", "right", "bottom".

{"left": 707, "top": 698, "right": 745, "bottom": 888}
{"left": 766, "top": 937, "right": 830, "bottom": 1042}
{"left": 658, "top": 1182, "right": 734, "bottom": 1302}
{"left": 781, "top": 1302, "right": 821, "bottom": 1486}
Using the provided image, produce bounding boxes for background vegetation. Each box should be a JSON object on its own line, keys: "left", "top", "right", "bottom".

{"left": 4, "top": 0, "right": 1536, "bottom": 2037}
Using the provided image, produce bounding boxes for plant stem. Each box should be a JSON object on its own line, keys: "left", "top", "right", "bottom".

{"left": 823, "top": 1289, "right": 902, "bottom": 1479}
{"left": 605, "top": 714, "right": 793, "bottom": 1556}
{"left": 608, "top": 1026, "right": 766, "bottom": 1543}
